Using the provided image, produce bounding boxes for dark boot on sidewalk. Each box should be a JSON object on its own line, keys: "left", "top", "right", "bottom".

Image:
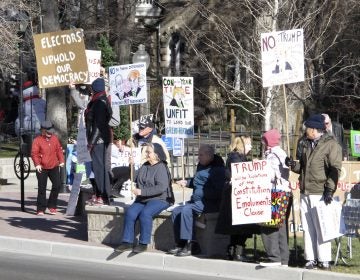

{"left": 175, "top": 240, "right": 192, "bottom": 257}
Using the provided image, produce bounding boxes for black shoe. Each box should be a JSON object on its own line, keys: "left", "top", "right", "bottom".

{"left": 168, "top": 246, "right": 182, "bottom": 255}
{"left": 175, "top": 241, "right": 191, "bottom": 257}
{"left": 115, "top": 242, "right": 133, "bottom": 252}
{"left": 133, "top": 243, "right": 148, "bottom": 253}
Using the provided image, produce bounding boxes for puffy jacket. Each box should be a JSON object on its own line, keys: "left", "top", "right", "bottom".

{"left": 31, "top": 135, "right": 64, "bottom": 169}
{"left": 292, "top": 133, "right": 342, "bottom": 194}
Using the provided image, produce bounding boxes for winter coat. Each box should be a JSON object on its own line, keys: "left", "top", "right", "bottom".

{"left": 292, "top": 133, "right": 342, "bottom": 194}
{"left": 215, "top": 152, "right": 260, "bottom": 236}
{"left": 188, "top": 154, "right": 226, "bottom": 213}
{"left": 31, "top": 134, "right": 64, "bottom": 169}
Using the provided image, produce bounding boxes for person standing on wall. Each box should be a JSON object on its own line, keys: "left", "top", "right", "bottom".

{"left": 85, "top": 77, "right": 113, "bottom": 206}
{"left": 31, "top": 120, "right": 64, "bottom": 216}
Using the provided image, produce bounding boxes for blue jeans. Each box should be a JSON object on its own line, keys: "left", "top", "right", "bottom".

{"left": 171, "top": 200, "right": 204, "bottom": 242}
{"left": 122, "top": 200, "right": 170, "bottom": 245}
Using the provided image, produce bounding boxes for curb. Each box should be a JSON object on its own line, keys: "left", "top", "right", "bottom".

{"left": 0, "top": 236, "right": 359, "bottom": 280}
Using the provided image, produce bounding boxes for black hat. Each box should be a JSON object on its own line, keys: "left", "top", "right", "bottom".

{"left": 304, "top": 114, "right": 325, "bottom": 130}
{"left": 40, "top": 120, "right": 55, "bottom": 133}
{"left": 91, "top": 78, "right": 105, "bottom": 93}
{"left": 153, "top": 143, "right": 167, "bottom": 163}
{"left": 139, "top": 118, "right": 154, "bottom": 130}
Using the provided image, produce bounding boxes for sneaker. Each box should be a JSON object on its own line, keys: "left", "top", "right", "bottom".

{"left": 48, "top": 208, "right": 57, "bottom": 215}
{"left": 132, "top": 244, "right": 148, "bottom": 253}
{"left": 36, "top": 211, "right": 45, "bottom": 216}
{"left": 259, "top": 260, "right": 282, "bottom": 267}
{"left": 93, "top": 197, "right": 104, "bottom": 206}
{"left": 86, "top": 195, "right": 97, "bottom": 205}
{"left": 304, "top": 260, "right": 317, "bottom": 269}
{"left": 115, "top": 243, "right": 133, "bottom": 253}
{"left": 318, "top": 261, "right": 331, "bottom": 270}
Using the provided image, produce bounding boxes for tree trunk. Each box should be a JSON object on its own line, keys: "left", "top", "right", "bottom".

{"left": 41, "top": 0, "right": 68, "bottom": 147}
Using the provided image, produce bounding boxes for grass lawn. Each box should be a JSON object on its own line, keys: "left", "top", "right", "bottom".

{"left": 243, "top": 233, "right": 360, "bottom": 275}
{"left": 0, "top": 142, "right": 18, "bottom": 158}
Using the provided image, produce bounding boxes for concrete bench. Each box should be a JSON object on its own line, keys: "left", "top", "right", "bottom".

{"left": 85, "top": 204, "right": 229, "bottom": 257}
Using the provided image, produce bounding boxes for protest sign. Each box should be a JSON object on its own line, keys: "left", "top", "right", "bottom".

{"left": 84, "top": 50, "right": 101, "bottom": 84}
{"left": 163, "top": 77, "right": 194, "bottom": 138}
{"left": 231, "top": 160, "right": 272, "bottom": 225}
{"left": 113, "top": 146, "right": 142, "bottom": 170}
{"left": 33, "top": 29, "right": 88, "bottom": 88}
{"left": 261, "top": 29, "right": 304, "bottom": 87}
{"left": 109, "top": 63, "right": 147, "bottom": 106}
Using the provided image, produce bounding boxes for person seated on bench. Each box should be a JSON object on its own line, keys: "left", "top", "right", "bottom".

{"left": 115, "top": 143, "right": 174, "bottom": 253}
{"left": 168, "top": 144, "right": 226, "bottom": 257}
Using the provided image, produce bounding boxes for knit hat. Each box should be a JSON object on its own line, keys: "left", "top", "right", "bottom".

{"left": 91, "top": 78, "right": 105, "bottom": 93}
{"left": 304, "top": 114, "right": 325, "bottom": 130}
{"left": 262, "top": 129, "right": 281, "bottom": 148}
{"left": 22, "top": 81, "right": 39, "bottom": 99}
{"left": 153, "top": 143, "right": 167, "bottom": 163}
{"left": 40, "top": 120, "right": 55, "bottom": 133}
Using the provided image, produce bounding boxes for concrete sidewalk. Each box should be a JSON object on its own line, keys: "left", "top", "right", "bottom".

{"left": 0, "top": 176, "right": 359, "bottom": 280}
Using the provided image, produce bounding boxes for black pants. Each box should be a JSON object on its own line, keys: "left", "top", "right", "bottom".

{"left": 36, "top": 166, "right": 61, "bottom": 212}
{"left": 111, "top": 166, "right": 131, "bottom": 192}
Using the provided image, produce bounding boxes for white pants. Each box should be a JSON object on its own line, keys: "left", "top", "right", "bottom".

{"left": 300, "top": 194, "right": 332, "bottom": 262}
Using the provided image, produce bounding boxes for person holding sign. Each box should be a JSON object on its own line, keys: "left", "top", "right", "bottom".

{"left": 215, "top": 136, "right": 260, "bottom": 261}
{"left": 115, "top": 143, "right": 174, "bottom": 253}
{"left": 259, "top": 129, "right": 291, "bottom": 267}
{"left": 168, "top": 144, "right": 226, "bottom": 257}
{"left": 286, "top": 114, "right": 342, "bottom": 270}
{"left": 85, "top": 78, "right": 113, "bottom": 205}
{"left": 31, "top": 120, "right": 64, "bottom": 216}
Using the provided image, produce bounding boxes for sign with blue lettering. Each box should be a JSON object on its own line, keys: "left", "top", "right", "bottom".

{"left": 161, "top": 135, "right": 173, "bottom": 151}
{"left": 163, "top": 77, "right": 194, "bottom": 138}
{"left": 173, "top": 138, "right": 184, "bottom": 157}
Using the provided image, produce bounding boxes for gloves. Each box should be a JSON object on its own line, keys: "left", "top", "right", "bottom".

{"left": 285, "top": 156, "right": 296, "bottom": 169}
{"left": 323, "top": 187, "right": 334, "bottom": 205}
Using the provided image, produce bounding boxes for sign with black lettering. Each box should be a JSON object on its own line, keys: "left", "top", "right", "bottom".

{"left": 33, "top": 29, "right": 88, "bottom": 88}
{"left": 231, "top": 160, "right": 272, "bottom": 225}
{"left": 163, "top": 77, "right": 194, "bottom": 138}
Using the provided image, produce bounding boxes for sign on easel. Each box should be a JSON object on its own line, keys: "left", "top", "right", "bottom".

{"left": 66, "top": 173, "right": 82, "bottom": 216}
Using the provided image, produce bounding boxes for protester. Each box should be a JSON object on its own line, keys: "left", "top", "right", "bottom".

{"left": 85, "top": 77, "right": 113, "bottom": 205}
{"left": 259, "top": 128, "right": 291, "bottom": 267}
{"left": 31, "top": 120, "right": 64, "bottom": 216}
{"left": 215, "top": 136, "right": 260, "bottom": 261}
{"left": 286, "top": 114, "right": 342, "bottom": 270}
{"left": 322, "top": 114, "right": 347, "bottom": 159}
{"left": 168, "top": 144, "right": 226, "bottom": 257}
{"left": 115, "top": 143, "right": 174, "bottom": 253}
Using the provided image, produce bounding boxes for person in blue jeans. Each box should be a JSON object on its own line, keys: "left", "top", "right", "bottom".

{"left": 168, "top": 144, "right": 226, "bottom": 257}
{"left": 115, "top": 143, "right": 174, "bottom": 253}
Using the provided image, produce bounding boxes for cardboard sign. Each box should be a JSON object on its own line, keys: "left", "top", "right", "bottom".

{"left": 33, "top": 29, "right": 88, "bottom": 88}
{"left": 231, "top": 160, "right": 272, "bottom": 225}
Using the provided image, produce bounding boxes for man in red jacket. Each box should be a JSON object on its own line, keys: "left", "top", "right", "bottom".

{"left": 31, "top": 120, "right": 64, "bottom": 216}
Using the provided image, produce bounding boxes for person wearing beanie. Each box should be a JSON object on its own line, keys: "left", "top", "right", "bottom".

{"left": 115, "top": 143, "right": 174, "bottom": 254}
{"left": 286, "top": 114, "right": 342, "bottom": 270}
{"left": 84, "top": 77, "right": 113, "bottom": 205}
{"left": 259, "top": 128, "right": 291, "bottom": 267}
{"left": 31, "top": 120, "right": 64, "bottom": 216}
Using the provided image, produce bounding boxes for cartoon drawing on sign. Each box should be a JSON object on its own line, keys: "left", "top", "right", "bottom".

{"left": 169, "top": 87, "right": 185, "bottom": 108}
{"left": 126, "top": 69, "right": 144, "bottom": 98}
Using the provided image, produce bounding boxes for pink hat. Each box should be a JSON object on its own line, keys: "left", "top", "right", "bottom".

{"left": 262, "top": 129, "right": 281, "bottom": 148}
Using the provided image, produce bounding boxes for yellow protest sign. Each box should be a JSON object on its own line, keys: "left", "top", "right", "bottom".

{"left": 33, "top": 29, "right": 88, "bottom": 88}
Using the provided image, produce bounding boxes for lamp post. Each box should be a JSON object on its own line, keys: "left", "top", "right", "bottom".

{"left": 132, "top": 44, "right": 151, "bottom": 116}
{"left": 16, "top": 12, "right": 29, "bottom": 212}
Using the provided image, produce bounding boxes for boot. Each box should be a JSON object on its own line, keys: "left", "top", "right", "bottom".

{"left": 168, "top": 240, "right": 186, "bottom": 255}
{"left": 175, "top": 240, "right": 192, "bottom": 257}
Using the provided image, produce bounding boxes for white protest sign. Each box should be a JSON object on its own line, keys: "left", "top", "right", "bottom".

{"left": 231, "top": 160, "right": 272, "bottom": 225}
{"left": 66, "top": 173, "right": 82, "bottom": 216}
{"left": 76, "top": 114, "right": 91, "bottom": 164}
{"left": 261, "top": 29, "right": 304, "bottom": 87}
{"left": 84, "top": 50, "right": 101, "bottom": 84}
{"left": 173, "top": 138, "right": 184, "bottom": 157}
{"left": 109, "top": 63, "right": 147, "bottom": 106}
{"left": 112, "top": 146, "right": 142, "bottom": 170}
{"left": 163, "top": 77, "right": 194, "bottom": 138}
